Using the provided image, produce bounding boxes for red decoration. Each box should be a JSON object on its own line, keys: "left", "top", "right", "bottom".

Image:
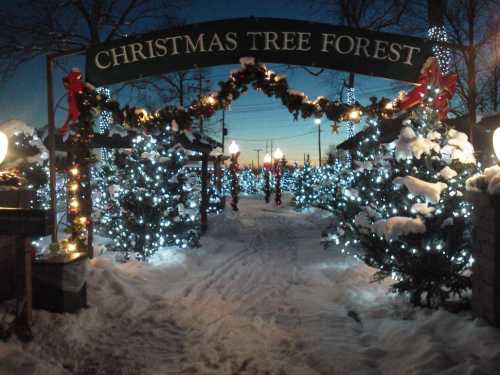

{"left": 59, "top": 68, "right": 85, "bottom": 134}
{"left": 398, "top": 58, "right": 457, "bottom": 120}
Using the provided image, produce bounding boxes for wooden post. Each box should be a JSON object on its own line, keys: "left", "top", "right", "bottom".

{"left": 46, "top": 48, "right": 86, "bottom": 244}
{"left": 200, "top": 152, "right": 209, "bottom": 233}
{"left": 82, "top": 158, "right": 94, "bottom": 258}
{"left": 466, "top": 191, "right": 500, "bottom": 327}
{"left": 15, "top": 237, "right": 32, "bottom": 328}
{"left": 214, "top": 155, "right": 225, "bottom": 209}
{"left": 47, "top": 55, "right": 58, "bottom": 243}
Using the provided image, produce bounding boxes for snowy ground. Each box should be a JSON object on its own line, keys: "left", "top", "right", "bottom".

{"left": 2, "top": 196, "right": 500, "bottom": 375}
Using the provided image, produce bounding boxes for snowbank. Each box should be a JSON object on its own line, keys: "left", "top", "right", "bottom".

{"left": 1, "top": 197, "right": 500, "bottom": 374}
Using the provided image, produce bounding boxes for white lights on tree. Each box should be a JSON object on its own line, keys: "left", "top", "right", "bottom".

{"left": 273, "top": 148, "right": 284, "bottom": 160}
{"left": 263, "top": 153, "right": 272, "bottom": 164}
{"left": 229, "top": 140, "right": 240, "bottom": 155}
{"left": 493, "top": 127, "right": 500, "bottom": 161}
{"left": 0, "top": 130, "right": 8, "bottom": 164}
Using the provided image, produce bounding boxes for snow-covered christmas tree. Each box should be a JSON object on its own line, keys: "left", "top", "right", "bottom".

{"left": 355, "top": 83, "right": 477, "bottom": 306}
{"left": 293, "top": 160, "right": 318, "bottom": 210}
{"left": 207, "top": 172, "right": 223, "bottom": 215}
{"left": 104, "top": 129, "right": 200, "bottom": 260}
{"left": 239, "top": 168, "right": 258, "bottom": 195}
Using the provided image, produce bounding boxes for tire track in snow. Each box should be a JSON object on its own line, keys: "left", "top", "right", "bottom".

{"left": 174, "top": 206, "right": 317, "bottom": 374}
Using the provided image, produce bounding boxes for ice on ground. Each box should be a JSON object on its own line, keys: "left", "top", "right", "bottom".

{"left": 1, "top": 196, "right": 500, "bottom": 375}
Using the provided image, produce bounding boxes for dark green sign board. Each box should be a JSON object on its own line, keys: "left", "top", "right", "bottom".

{"left": 86, "top": 17, "right": 433, "bottom": 86}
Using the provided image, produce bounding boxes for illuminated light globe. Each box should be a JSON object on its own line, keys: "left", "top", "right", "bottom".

{"left": 493, "top": 127, "right": 500, "bottom": 161}
{"left": 273, "top": 148, "right": 284, "bottom": 160}
{"left": 0, "top": 130, "right": 8, "bottom": 164}
{"left": 229, "top": 140, "right": 240, "bottom": 155}
{"left": 314, "top": 118, "right": 321, "bottom": 125}
{"left": 263, "top": 153, "right": 272, "bottom": 165}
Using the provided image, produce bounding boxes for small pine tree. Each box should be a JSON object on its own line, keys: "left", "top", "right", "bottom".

{"left": 281, "top": 167, "right": 295, "bottom": 192}
{"left": 207, "top": 172, "right": 223, "bottom": 214}
{"left": 357, "top": 102, "right": 477, "bottom": 306}
{"left": 2, "top": 129, "right": 49, "bottom": 208}
{"left": 106, "top": 130, "right": 200, "bottom": 260}
{"left": 239, "top": 168, "right": 258, "bottom": 195}
{"left": 293, "top": 161, "right": 318, "bottom": 210}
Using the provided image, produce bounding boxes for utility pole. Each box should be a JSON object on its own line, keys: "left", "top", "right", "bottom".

{"left": 198, "top": 68, "right": 204, "bottom": 134}
{"left": 315, "top": 119, "right": 322, "bottom": 167}
{"left": 221, "top": 108, "right": 226, "bottom": 153}
{"left": 253, "top": 148, "right": 262, "bottom": 169}
{"left": 270, "top": 140, "right": 273, "bottom": 157}
{"left": 318, "top": 124, "right": 322, "bottom": 167}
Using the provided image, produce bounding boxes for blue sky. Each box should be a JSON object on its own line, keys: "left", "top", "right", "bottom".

{"left": 0, "top": 0, "right": 411, "bottom": 166}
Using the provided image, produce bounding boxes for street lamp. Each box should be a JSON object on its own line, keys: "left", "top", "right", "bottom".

{"left": 493, "top": 127, "right": 500, "bottom": 162}
{"left": 273, "top": 148, "right": 284, "bottom": 160}
{"left": 0, "top": 130, "right": 8, "bottom": 165}
{"left": 229, "top": 141, "right": 240, "bottom": 211}
{"left": 273, "top": 148, "right": 286, "bottom": 206}
{"left": 263, "top": 153, "right": 272, "bottom": 203}
{"left": 314, "top": 118, "right": 322, "bottom": 167}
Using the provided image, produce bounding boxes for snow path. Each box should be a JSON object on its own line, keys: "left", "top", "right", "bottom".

{"left": 2, "top": 196, "right": 500, "bottom": 374}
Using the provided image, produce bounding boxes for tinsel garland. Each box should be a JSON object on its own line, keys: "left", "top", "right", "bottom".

{"left": 230, "top": 153, "right": 240, "bottom": 211}
{"left": 264, "top": 169, "right": 271, "bottom": 203}
{"left": 274, "top": 159, "right": 285, "bottom": 206}
{"left": 72, "top": 60, "right": 395, "bottom": 137}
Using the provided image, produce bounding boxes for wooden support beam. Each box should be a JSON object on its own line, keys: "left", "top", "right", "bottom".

{"left": 200, "top": 152, "right": 209, "bottom": 233}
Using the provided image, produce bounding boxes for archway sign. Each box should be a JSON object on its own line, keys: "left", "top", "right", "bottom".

{"left": 86, "top": 17, "right": 433, "bottom": 86}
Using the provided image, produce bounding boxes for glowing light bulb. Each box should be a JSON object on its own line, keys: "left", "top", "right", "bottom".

{"left": 0, "top": 130, "right": 8, "bottom": 164}
{"left": 263, "top": 153, "right": 272, "bottom": 164}
{"left": 493, "top": 127, "right": 500, "bottom": 161}
{"left": 67, "top": 242, "right": 77, "bottom": 252}
{"left": 70, "top": 167, "right": 79, "bottom": 176}
{"left": 229, "top": 140, "right": 239, "bottom": 155}
{"left": 348, "top": 110, "right": 361, "bottom": 122}
{"left": 273, "top": 148, "right": 284, "bottom": 160}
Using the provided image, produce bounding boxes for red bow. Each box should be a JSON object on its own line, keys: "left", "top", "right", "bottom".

{"left": 59, "top": 68, "right": 85, "bottom": 134}
{"left": 399, "top": 58, "right": 457, "bottom": 120}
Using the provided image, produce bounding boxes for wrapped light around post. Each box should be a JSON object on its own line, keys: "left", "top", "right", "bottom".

{"left": 493, "top": 127, "right": 500, "bottom": 162}
{"left": 0, "top": 130, "right": 8, "bottom": 164}
{"left": 273, "top": 148, "right": 285, "bottom": 206}
{"left": 229, "top": 141, "right": 240, "bottom": 211}
{"left": 263, "top": 153, "right": 272, "bottom": 203}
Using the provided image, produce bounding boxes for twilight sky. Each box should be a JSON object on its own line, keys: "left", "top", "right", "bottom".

{"left": 0, "top": 0, "right": 412, "bottom": 166}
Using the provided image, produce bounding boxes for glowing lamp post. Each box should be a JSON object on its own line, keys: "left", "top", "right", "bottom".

{"left": 273, "top": 148, "right": 285, "bottom": 206}
{"left": 263, "top": 153, "right": 272, "bottom": 203}
{"left": 0, "top": 130, "right": 8, "bottom": 165}
{"left": 494, "top": 127, "right": 500, "bottom": 162}
{"left": 229, "top": 141, "right": 240, "bottom": 211}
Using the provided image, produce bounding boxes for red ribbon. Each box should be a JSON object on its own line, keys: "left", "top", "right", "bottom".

{"left": 399, "top": 58, "right": 457, "bottom": 120}
{"left": 59, "top": 69, "right": 85, "bottom": 134}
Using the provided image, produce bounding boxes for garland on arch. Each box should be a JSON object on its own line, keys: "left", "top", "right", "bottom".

{"left": 67, "top": 58, "right": 397, "bottom": 140}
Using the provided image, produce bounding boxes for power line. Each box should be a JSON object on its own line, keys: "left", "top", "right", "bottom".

{"left": 235, "top": 130, "right": 316, "bottom": 142}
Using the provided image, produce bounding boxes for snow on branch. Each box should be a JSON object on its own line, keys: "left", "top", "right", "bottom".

{"left": 372, "top": 216, "right": 426, "bottom": 240}
{"left": 394, "top": 176, "right": 447, "bottom": 204}
{"left": 466, "top": 165, "right": 500, "bottom": 195}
